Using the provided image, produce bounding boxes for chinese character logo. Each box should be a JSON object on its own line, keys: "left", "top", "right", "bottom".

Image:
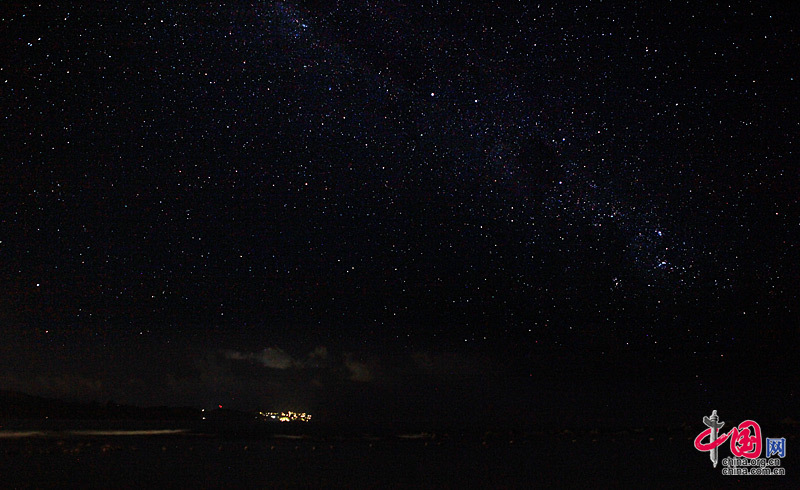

{"left": 695, "top": 410, "right": 725, "bottom": 467}
{"left": 694, "top": 411, "right": 763, "bottom": 466}
{"left": 766, "top": 438, "right": 786, "bottom": 458}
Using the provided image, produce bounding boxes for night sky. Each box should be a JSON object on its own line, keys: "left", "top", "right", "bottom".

{"left": 2, "top": 1, "right": 798, "bottom": 429}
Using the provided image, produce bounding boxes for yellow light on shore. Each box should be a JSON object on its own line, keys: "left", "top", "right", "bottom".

{"left": 260, "top": 411, "right": 312, "bottom": 422}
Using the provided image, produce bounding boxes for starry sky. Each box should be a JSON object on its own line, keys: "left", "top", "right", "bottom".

{"left": 1, "top": 1, "right": 798, "bottom": 428}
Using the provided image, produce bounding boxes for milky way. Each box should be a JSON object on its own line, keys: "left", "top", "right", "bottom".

{"left": 2, "top": 1, "right": 797, "bottom": 358}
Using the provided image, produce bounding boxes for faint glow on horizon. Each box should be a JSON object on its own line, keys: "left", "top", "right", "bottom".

{"left": 0, "top": 429, "right": 189, "bottom": 438}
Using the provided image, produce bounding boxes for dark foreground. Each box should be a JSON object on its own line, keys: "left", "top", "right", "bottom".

{"left": 0, "top": 428, "right": 795, "bottom": 488}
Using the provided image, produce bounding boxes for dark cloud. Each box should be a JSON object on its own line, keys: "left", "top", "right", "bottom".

{"left": 224, "top": 347, "right": 296, "bottom": 369}
{"left": 220, "top": 346, "right": 497, "bottom": 386}
{"left": 224, "top": 346, "right": 376, "bottom": 383}
{"left": 343, "top": 355, "right": 374, "bottom": 383}
{"left": 223, "top": 345, "right": 331, "bottom": 370}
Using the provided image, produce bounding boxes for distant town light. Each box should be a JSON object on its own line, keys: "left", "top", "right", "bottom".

{"left": 258, "top": 411, "right": 312, "bottom": 423}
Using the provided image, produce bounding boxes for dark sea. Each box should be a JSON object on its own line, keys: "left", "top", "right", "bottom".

{"left": 0, "top": 422, "right": 794, "bottom": 488}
